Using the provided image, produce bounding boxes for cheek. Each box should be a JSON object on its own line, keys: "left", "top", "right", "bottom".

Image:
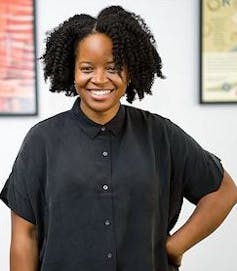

{"left": 74, "top": 72, "right": 90, "bottom": 88}
{"left": 114, "top": 76, "right": 128, "bottom": 90}
{"left": 119, "top": 70, "right": 129, "bottom": 87}
{"left": 111, "top": 71, "right": 128, "bottom": 87}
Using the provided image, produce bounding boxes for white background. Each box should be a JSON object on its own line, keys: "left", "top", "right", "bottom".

{"left": 0, "top": 0, "right": 236, "bottom": 270}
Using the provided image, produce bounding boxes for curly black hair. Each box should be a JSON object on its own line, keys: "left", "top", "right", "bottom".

{"left": 41, "top": 5, "right": 165, "bottom": 103}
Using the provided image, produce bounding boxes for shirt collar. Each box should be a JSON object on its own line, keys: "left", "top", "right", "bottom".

{"left": 71, "top": 97, "right": 125, "bottom": 138}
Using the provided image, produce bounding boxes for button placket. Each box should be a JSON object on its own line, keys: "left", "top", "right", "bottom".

{"left": 98, "top": 132, "right": 116, "bottom": 265}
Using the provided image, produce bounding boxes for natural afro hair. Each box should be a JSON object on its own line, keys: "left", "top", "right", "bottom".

{"left": 41, "top": 5, "right": 165, "bottom": 103}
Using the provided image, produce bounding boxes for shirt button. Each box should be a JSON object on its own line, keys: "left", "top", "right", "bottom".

{"left": 102, "top": 151, "right": 108, "bottom": 157}
{"left": 102, "top": 184, "right": 109, "bottom": 191}
{"left": 101, "top": 126, "right": 106, "bottom": 131}
{"left": 107, "top": 252, "right": 113, "bottom": 258}
{"left": 105, "top": 220, "right": 111, "bottom": 226}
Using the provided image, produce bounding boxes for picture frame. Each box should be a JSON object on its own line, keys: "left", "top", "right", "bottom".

{"left": 200, "top": 0, "right": 237, "bottom": 104}
{"left": 0, "top": 0, "right": 38, "bottom": 116}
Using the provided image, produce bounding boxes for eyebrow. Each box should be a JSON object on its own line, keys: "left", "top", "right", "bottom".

{"left": 78, "top": 61, "right": 115, "bottom": 64}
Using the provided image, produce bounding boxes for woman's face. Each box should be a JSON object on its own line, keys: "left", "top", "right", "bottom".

{"left": 74, "top": 33, "right": 129, "bottom": 123}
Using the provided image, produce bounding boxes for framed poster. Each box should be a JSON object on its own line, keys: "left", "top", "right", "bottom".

{"left": 200, "top": 0, "right": 237, "bottom": 103}
{"left": 0, "top": 0, "right": 38, "bottom": 115}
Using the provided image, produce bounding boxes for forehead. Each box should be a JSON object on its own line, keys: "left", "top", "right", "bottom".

{"left": 75, "top": 33, "right": 113, "bottom": 62}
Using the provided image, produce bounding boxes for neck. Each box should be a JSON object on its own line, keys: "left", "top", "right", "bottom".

{"left": 80, "top": 102, "right": 120, "bottom": 125}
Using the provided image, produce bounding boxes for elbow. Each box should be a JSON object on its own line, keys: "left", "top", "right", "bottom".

{"left": 229, "top": 186, "right": 237, "bottom": 208}
{"left": 220, "top": 170, "right": 237, "bottom": 208}
{"left": 232, "top": 186, "right": 237, "bottom": 206}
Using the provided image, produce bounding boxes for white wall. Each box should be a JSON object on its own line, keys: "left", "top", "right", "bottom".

{"left": 0, "top": 0, "right": 236, "bottom": 270}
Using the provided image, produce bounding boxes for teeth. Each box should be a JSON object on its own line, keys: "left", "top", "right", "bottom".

{"left": 90, "top": 90, "right": 111, "bottom": 96}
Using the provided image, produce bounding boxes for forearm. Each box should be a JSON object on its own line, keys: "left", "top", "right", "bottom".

{"left": 10, "top": 233, "right": 39, "bottom": 271}
{"left": 167, "top": 170, "right": 237, "bottom": 263}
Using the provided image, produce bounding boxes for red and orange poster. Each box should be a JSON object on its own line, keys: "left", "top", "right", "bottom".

{"left": 0, "top": 0, "right": 37, "bottom": 115}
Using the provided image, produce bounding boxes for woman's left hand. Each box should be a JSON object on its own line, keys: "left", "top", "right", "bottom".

{"left": 166, "top": 170, "right": 237, "bottom": 268}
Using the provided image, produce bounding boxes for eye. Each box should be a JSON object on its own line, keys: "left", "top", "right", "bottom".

{"left": 107, "top": 66, "right": 117, "bottom": 73}
{"left": 80, "top": 66, "right": 93, "bottom": 73}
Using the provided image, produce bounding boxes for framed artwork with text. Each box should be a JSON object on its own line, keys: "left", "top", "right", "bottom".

{"left": 0, "top": 0, "right": 38, "bottom": 115}
{"left": 200, "top": 0, "right": 237, "bottom": 103}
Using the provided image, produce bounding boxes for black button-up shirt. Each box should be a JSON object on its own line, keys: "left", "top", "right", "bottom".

{"left": 0, "top": 97, "right": 223, "bottom": 271}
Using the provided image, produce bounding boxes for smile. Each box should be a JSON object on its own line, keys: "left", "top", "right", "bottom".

{"left": 88, "top": 89, "right": 114, "bottom": 97}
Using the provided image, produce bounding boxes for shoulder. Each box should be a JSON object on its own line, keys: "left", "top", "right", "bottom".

{"left": 22, "top": 110, "right": 72, "bottom": 147}
{"left": 31, "top": 109, "right": 72, "bottom": 133}
{"left": 33, "top": 110, "right": 72, "bottom": 132}
{"left": 123, "top": 104, "right": 174, "bottom": 131}
{"left": 123, "top": 104, "right": 191, "bottom": 146}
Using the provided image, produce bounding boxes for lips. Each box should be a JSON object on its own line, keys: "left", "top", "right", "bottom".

{"left": 90, "top": 89, "right": 112, "bottom": 96}
{"left": 87, "top": 88, "right": 114, "bottom": 98}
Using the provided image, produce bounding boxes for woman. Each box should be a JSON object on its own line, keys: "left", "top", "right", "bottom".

{"left": 1, "top": 5, "right": 237, "bottom": 271}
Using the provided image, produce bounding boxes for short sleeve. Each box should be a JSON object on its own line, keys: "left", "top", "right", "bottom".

{"left": 168, "top": 120, "right": 224, "bottom": 205}
{"left": 0, "top": 126, "right": 46, "bottom": 224}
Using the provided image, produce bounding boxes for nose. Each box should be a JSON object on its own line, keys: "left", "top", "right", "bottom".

{"left": 91, "top": 69, "right": 109, "bottom": 84}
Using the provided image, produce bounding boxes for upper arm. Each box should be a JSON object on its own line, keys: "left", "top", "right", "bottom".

{"left": 0, "top": 126, "right": 46, "bottom": 226}
{"left": 11, "top": 211, "right": 38, "bottom": 243}
{"left": 167, "top": 120, "right": 224, "bottom": 204}
{"left": 211, "top": 170, "right": 237, "bottom": 205}
{"left": 10, "top": 212, "right": 39, "bottom": 271}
